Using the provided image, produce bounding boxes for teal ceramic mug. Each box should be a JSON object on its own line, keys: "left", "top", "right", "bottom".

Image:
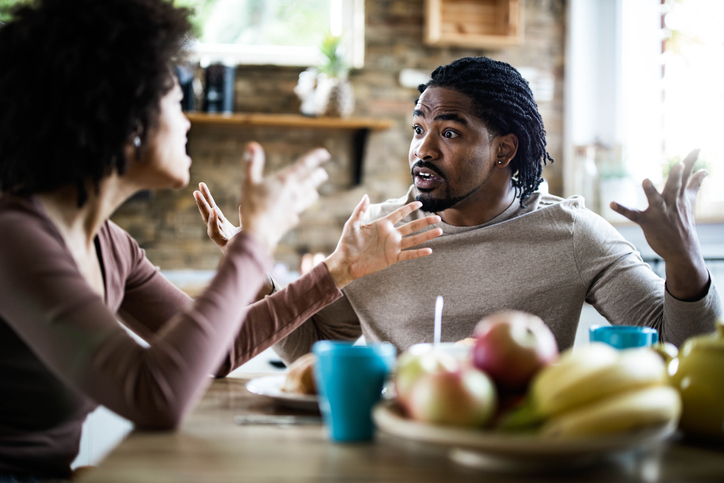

{"left": 589, "top": 325, "right": 659, "bottom": 349}
{"left": 313, "top": 341, "right": 396, "bottom": 442}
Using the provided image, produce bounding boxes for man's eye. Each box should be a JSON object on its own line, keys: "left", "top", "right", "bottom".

{"left": 413, "top": 126, "right": 424, "bottom": 135}
{"left": 443, "top": 130, "right": 459, "bottom": 139}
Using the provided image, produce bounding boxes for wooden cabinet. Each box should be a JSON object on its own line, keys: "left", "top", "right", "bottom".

{"left": 424, "top": 0, "right": 524, "bottom": 49}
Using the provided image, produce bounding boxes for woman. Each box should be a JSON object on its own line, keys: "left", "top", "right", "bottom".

{"left": 0, "top": 0, "right": 441, "bottom": 479}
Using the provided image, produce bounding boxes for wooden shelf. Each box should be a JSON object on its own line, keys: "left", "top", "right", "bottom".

{"left": 186, "top": 112, "right": 394, "bottom": 130}
{"left": 424, "top": 0, "right": 524, "bottom": 49}
{"left": 185, "top": 112, "right": 395, "bottom": 186}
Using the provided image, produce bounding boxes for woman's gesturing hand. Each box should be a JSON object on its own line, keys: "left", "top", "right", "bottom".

{"left": 194, "top": 142, "right": 329, "bottom": 256}
{"left": 324, "top": 196, "right": 443, "bottom": 289}
{"left": 193, "top": 182, "right": 241, "bottom": 257}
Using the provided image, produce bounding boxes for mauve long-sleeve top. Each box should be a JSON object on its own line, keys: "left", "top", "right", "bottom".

{"left": 0, "top": 194, "right": 341, "bottom": 479}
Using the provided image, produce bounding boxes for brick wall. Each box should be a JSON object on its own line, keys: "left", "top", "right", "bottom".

{"left": 111, "top": 0, "right": 566, "bottom": 271}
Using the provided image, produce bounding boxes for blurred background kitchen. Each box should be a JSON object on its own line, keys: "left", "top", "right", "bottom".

{"left": 2, "top": 0, "right": 722, "bottom": 467}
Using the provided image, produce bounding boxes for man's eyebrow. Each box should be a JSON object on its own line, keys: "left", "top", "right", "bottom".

{"left": 435, "top": 113, "right": 468, "bottom": 125}
{"left": 412, "top": 111, "right": 468, "bottom": 126}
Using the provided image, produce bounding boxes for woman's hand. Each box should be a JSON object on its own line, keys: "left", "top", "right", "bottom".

{"left": 238, "top": 142, "right": 329, "bottom": 254}
{"left": 193, "top": 182, "right": 241, "bottom": 257}
{"left": 324, "top": 196, "right": 443, "bottom": 289}
{"left": 195, "top": 142, "right": 329, "bottom": 256}
{"left": 610, "top": 148, "right": 710, "bottom": 300}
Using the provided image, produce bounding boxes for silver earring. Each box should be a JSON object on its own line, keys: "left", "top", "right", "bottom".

{"left": 133, "top": 136, "right": 141, "bottom": 148}
{"left": 497, "top": 160, "right": 503, "bottom": 165}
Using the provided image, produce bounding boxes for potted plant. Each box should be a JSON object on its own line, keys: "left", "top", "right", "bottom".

{"left": 316, "top": 32, "right": 355, "bottom": 118}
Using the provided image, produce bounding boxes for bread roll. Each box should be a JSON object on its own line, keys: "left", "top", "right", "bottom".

{"left": 282, "top": 352, "right": 317, "bottom": 395}
{"left": 454, "top": 337, "right": 477, "bottom": 347}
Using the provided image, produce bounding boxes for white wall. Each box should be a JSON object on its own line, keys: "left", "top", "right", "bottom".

{"left": 564, "top": 0, "right": 622, "bottom": 197}
{"left": 564, "top": 0, "right": 664, "bottom": 199}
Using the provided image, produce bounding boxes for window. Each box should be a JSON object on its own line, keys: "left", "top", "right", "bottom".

{"left": 178, "top": 0, "right": 365, "bottom": 67}
{"left": 565, "top": 0, "right": 723, "bottom": 221}
{"left": 660, "top": 0, "right": 724, "bottom": 220}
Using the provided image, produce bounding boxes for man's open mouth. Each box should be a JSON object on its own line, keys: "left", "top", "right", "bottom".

{"left": 413, "top": 166, "right": 444, "bottom": 191}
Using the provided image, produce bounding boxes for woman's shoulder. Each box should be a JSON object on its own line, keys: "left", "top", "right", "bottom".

{"left": 0, "top": 193, "right": 43, "bottom": 219}
{"left": 98, "top": 220, "right": 152, "bottom": 273}
{"left": 0, "top": 194, "right": 59, "bottom": 242}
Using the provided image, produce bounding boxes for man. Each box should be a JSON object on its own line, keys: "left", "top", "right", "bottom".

{"left": 201, "top": 57, "right": 721, "bottom": 362}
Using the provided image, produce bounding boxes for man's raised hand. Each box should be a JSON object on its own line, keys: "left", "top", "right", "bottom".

{"left": 610, "top": 148, "right": 710, "bottom": 300}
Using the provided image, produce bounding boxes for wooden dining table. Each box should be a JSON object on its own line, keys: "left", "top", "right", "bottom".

{"left": 79, "top": 372, "right": 724, "bottom": 483}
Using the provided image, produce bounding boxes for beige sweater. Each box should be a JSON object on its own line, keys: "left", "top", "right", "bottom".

{"left": 274, "top": 187, "right": 721, "bottom": 363}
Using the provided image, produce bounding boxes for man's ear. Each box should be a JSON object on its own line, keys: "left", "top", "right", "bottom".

{"left": 495, "top": 133, "right": 518, "bottom": 167}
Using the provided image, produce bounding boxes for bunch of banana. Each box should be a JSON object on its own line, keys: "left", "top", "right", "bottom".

{"left": 499, "top": 343, "right": 681, "bottom": 438}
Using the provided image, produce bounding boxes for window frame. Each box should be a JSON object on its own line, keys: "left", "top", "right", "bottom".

{"left": 188, "top": 0, "right": 365, "bottom": 68}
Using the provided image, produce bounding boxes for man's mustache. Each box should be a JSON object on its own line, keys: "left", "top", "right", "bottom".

{"left": 411, "top": 160, "right": 446, "bottom": 180}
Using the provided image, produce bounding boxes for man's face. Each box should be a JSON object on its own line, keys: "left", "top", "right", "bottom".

{"left": 408, "top": 87, "right": 499, "bottom": 213}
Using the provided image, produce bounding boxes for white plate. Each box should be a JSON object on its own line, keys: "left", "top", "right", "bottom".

{"left": 373, "top": 401, "right": 676, "bottom": 472}
{"left": 245, "top": 375, "right": 319, "bottom": 411}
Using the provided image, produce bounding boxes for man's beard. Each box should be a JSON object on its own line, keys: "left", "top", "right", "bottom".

{"left": 411, "top": 159, "right": 480, "bottom": 213}
{"left": 415, "top": 189, "right": 468, "bottom": 213}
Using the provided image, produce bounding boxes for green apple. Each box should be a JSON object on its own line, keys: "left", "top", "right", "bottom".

{"left": 406, "top": 367, "right": 497, "bottom": 427}
{"left": 394, "top": 346, "right": 459, "bottom": 409}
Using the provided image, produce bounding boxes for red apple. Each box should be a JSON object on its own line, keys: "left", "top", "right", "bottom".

{"left": 472, "top": 311, "right": 558, "bottom": 392}
{"left": 394, "top": 346, "right": 459, "bottom": 409}
{"left": 406, "top": 367, "right": 497, "bottom": 427}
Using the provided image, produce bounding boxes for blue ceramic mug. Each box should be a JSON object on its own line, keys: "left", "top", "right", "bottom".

{"left": 313, "top": 341, "right": 396, "bottom": 442}
{"left": 589, "top": 325, "right": 659, "bottom": 349}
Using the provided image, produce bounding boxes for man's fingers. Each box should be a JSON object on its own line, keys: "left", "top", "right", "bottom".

{"left": 193, "top": 190, "right": 211, "bottom": 224}
{"left": 609, "top": 201, "right": 641, "bottom": 223}
{"left": 641, "top": 179, "right": 666, "bottom": 211}
{"left": 687, "top": 169, "right": 708, "bottom": 195}
{"left": 400, "top": 228, "right": 443, "bottom": 250}
{"left": 245, "top": 142, "right": 266, "bottom": 184}
{"left": 679, "top": 148, "right": 700, "bottom": 197}
{"left": 386, "top": 201, "right": 424, "bottom": 225}
{"left": 397, "top": 215, "right": 441, "bottom": 236}
{"left": 662, "top": 162, "right": 684, "bottom": 203}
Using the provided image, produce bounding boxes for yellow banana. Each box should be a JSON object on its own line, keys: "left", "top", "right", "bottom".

{"left": 540, "top": 385, "right": 681, "bottom": 438}
{"left": 531, "top": 343, "right": 667, "bottom": 417}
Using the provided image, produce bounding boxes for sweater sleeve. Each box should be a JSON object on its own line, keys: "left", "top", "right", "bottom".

{"left": 0, "top": 212, "right": 271, "bottom": 429}
{"left": 271, "top": 288, "right": 364, "bottom": 365}
{"left": 214, "top": 262, "right": 343, "bottom": 377}
{"left": 111, "top": 225, "right": 194, "bottom": 341}
{"left": 573, "top": 208, "right": 721, "bottom": 346}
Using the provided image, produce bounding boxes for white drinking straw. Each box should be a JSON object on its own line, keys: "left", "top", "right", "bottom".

{"left": 434, "top": 295, "right": 443, "bottom": 347}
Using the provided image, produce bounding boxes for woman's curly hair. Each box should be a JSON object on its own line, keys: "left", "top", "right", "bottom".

{"left": 0, "top": 0, "right": 192, "bottom": 206}
{"left": 419, "top": 57, "right": 554, "bottom": 206}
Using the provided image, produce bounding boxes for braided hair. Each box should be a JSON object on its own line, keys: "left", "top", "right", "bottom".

{"left": 419, "top": 57, "right": 553, "bottom": 205}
